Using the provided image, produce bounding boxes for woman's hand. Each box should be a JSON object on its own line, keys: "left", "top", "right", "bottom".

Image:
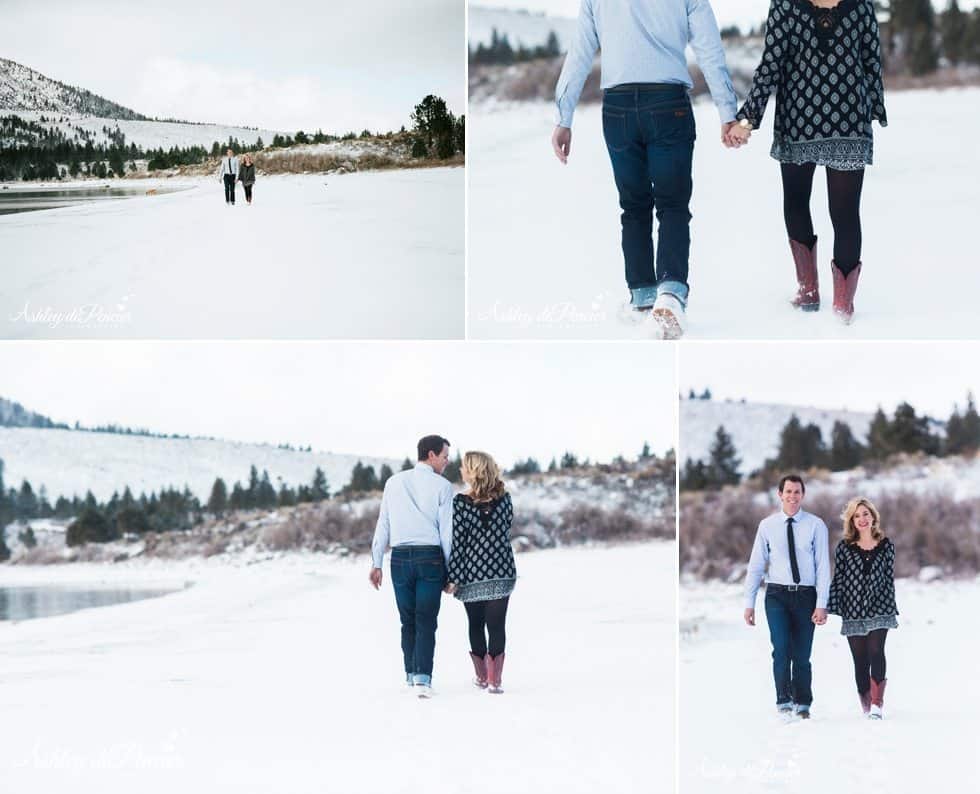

{"left": 726, "top": 124, "right": 752, "bottom": 148}
{"left": 444, "top": 582, "right": 457, "bottom": 594}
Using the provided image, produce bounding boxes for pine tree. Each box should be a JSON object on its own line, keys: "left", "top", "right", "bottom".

{"left": 866, "top": 407, "right": 893, "bottom": 459}
{"left": 18, "top": 526, "right": 37, "bottom": 548}
{"left": 311, "top": 467, "right": 330, "bottom": 502}
{"left": 66, "top": 507, "right": 116, "bottom": 546}
{"left": 829, "top": 421, "right": 864, "bottom": 471}
{"left": 443, "top": 453, "right": 462, "bottom": 484}
{"left": 277, "top": 482, "right": 297, "bottom": 507}
{"left": 889, "top": 402, "right": 940, "bottom": 455}
{"left": 946, "top": 392, "right": 980, "bottom": 455}
{"left": 560, "top": 451, "right": 580, "bottom": 469}
{"left": 207, "top": 478, "right": 228, "bottom": 515}
{"left": 707, "top": 425, "right": 741, "bottom": 485}
{"left": 510, "top": 458, "right": 541, "bottom": 475}
{"left": 640, "top": 442, "right": 652, "bottom": 459}
{"left": 680, "top": 458, "right": 708, "bottom": 491}
{"left": 257, "top": 470, "right": 277, "bottom": 508}
{"left": 379, "top": 464, "right": 395, "bottom": 488}
{"left": 17, "top": 480, "right": 39, "bottom": 519}
{"left": 400, "top": 458, "right": 413, "bottom": 471}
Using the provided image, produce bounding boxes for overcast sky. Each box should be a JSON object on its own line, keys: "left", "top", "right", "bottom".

{"left": 1, "top": 0, "right": 463, "bottom": 133}
{"left": 475, "top": 1, "right": 979, "bottom": 32}
{"left": 680, "top": 342, "right": 980, "bottom": 418}
{"left": 0, "top": 342, "right": 676, "bottom": 466}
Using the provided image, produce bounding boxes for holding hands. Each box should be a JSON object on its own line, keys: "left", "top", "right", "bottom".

{"left": 722, "top": 119, "right": 752, "bottom": 149}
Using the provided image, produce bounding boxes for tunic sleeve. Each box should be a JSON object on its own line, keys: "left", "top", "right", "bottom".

{"left": 861, "top": 1, "right": 887, "bottom": 126}
{"left": 736, "top": 0, "right": 790, "bottom": 127}
{"left": 446, "top": 498, "right": 468, "bottom": 584}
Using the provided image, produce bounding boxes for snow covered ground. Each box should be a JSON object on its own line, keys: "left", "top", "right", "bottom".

{"left": 0, "top": 542, "right": 674, "bottom": 793}
{"left": 679, "top": 578, "right": 980, "bottom": 792}
{"left": 0, "top": 425, "right": 397, "bottom": 504}
{"left": 0, "top": 167, "right": 463, "bottom": 339}
{"left": 467, "top": 88, "right": 980, "bottom": 339}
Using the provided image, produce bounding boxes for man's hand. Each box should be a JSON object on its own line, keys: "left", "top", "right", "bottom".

{"left": 443, "top": 582, "right": 456, "bottom": 595}
{"left": 369, "top": 567, "right": 383, "bottom": 590}
{"left": 744, "top": 608, "right": 756, "bottom": 626}
{"left": 726, "top": 123, "right": 752, "bottom": 148}
{"left": 721, "top": 122, "right": 737, "bottom": 148}
{"left": 812, "top": 608, "right": 827, "bottom": 625}
{"left": 552, "top": 126, "right": 572, "bottom": 164}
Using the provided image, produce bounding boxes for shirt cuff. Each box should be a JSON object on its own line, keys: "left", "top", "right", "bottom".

{"left": 717, "top": 99, "right": 737, "bottom": 125}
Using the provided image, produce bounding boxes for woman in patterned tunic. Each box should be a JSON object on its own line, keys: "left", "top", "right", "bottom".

{"left": 827, "top": 497, "right": 898, "bottom": 719}
{"left": 446, "top": 451, "right": 517, "bottom": 694}
{"left": 727, "top": 0, "right": 887, "bottom": 324}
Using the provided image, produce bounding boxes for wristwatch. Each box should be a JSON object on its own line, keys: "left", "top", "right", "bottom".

{"left": 739, "top": 119, "right": 753, "bottom": 130}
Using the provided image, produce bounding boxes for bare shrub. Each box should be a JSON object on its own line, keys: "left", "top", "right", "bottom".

{"left": 557, "top": 503, "right": 674, "bottom": 545}
{"left": 681, "top": 485, "right": 980, "bottom": 580}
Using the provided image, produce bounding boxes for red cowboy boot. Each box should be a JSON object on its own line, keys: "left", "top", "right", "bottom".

{"left": 869, "top": 678, "right": 887, "bottom": 719}
{"left": 486, "top": 653, "right": 505, "bottom": 694}
{"left": 789, "top": 238, "right": 820, "bottom": 311}
{"left": 858, "top": 689, "right": 872, "bottom": 715}
{"left": 831, "top": 261, "right": 862, "bottom": 324}
{"left": 469, "top": 652, "right": 488, "bottom": 689}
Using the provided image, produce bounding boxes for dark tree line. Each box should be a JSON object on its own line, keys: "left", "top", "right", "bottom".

{"left": 681, "top": 394, "right": 980, "bottom": 491}
{"left": 469, "top": 29, "right": 562, "bottom": 65}
{"left": 410, "top": 95, "right": 465, "bottom": 159}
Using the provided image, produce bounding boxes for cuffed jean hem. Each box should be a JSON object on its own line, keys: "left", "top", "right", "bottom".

{"left": 405, "top": 673, "right": 414, "bottom": 684}
{"left": 795, "top": 703, "right": 810, "bottom": 713}
{"left": 412, "top": 673, "right": 432, "bottom": 686}
{"left": 657, "top": 280, "right": 689, "bottom": 308}
{"left": 629, "top": 285, "right": 659, "bottom": 308}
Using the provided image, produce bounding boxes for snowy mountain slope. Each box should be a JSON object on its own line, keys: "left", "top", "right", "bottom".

{"left": 0, "top": 58, "right": 148, "bottom": 119}
{"left": 0, "top": 426, "right": 398, "bottom": 503}
{"left": 681, "top": 399, "right": 875, "bottom": 473}
{"left": 0, "top": 396, "right": 63, "bottom": 428}
{"left": 468, "top": 5, "right": 577, "bottom": 50}
{"left": 4, "top": 111, "right": 279, "bottom": 151}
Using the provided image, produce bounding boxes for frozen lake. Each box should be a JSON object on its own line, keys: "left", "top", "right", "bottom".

{"left": 0, "top": 584, "right": 184, "bottom": 621}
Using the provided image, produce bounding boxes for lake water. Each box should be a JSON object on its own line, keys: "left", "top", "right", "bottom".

{"left": 0, "top": 184, "right": 191, "bottom": 216}
{"left": 0, "top": 584, "right": 185, "bottom": 621}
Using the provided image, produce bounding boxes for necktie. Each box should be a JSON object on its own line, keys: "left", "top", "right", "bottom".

{"left": 786, "top": 517, "right": 800, "bottom": 584}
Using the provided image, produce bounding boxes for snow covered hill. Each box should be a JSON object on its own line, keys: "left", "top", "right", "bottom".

{"left": 0, "top": 396, "right": 63, "bottom": 429}
{"left": 0, "top": 57, "right": 148, "bottom": 119}
{"left": 681, "top": 398, "right": 875, "bottom": 474}
{"left": 468, "top": 5, "right": 577, "bottom": 51}
{"left": 0, "top": 425, "right": 398, "bottom": 504}
{"left": 4, "top": 111, "right": 278, "bottom": 151}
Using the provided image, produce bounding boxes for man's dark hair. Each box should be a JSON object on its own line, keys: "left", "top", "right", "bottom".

{"left": 417, "top": 435, "right": 450, "bottom": 461}
{"left": 778, "top": 474, "right": 806, "bottom": 494}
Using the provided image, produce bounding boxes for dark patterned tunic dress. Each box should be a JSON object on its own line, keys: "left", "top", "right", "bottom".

{"left": 827, "top": 537, "right": 899, "bottom": 635}
{"left": 447, "top": 492, "right": 517, "bottom": 602}
{"left": 735, "top": 0, "right": 888, "bottom": 170}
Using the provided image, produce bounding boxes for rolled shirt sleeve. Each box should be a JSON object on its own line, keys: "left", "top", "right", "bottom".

{"left": 370, "top": 486, "right": 391, "bottom": 569}
{"left": 437, "top": 482, "right": 454, "bottom": 564}
{"left": 814, "top": 517, "right": 831, "bottom": 609}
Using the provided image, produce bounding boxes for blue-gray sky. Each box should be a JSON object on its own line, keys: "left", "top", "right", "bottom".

{"left": 0, "top": 342, "right": 676, "bottom": 466}
{"left": 0, "top": 0, "right": 463, "bottom": 133}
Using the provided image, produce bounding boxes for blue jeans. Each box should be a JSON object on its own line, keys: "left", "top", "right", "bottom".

{"left": 391, "top": 546, "right": 446, "bottom": 686}
{"left": 601, "top": 84, "right": 695, "bottom": 308}
{"left": 764, "top": 586, "right": 817, "bottom": 706}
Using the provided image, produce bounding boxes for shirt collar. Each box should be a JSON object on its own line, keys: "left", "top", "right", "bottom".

{"left": 781, "top": 508, "right": 804, "bottom": 521}
{"left": 415, "top": 462, "right": 434, "bottom": 473}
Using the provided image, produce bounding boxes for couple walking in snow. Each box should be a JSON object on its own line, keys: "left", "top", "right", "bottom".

{"left": 369, "top": 435, "right": 517, "bottom": 698}
{"left": 744, "top": 475, "right": 898, "bottom": 720}
{"left": 218, "top": 148, "right": 257, "bottom": 205}
{"left": 552, "top": 0, "right": 886, "bottom": 337}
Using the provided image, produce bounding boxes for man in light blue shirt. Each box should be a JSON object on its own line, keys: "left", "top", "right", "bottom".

{"left": 219, "top": 148, "right": 240, "bottom": 206}
{"left": 743, "top": 474, "right": 831, "bottom": 718}
{"left": 370, "top": 435, "right": 454, "bottom": 697}
{"left": 551, "top": 0, "right": 739, "bottom": 338}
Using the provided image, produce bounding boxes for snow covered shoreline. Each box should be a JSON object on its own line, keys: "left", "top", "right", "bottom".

{"left": 0, "top": 542, "right": 674, "bottom": 793}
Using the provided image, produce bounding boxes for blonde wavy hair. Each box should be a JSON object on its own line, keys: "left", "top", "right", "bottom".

{"left": 841, "top": 497, "right": 884, "bottom": 544}
{"left": 461, "top": 450, "right": 506, "bottom": 502}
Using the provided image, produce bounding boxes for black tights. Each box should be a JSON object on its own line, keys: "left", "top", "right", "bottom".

{"left": 847, "top": 628, "right": 888, "bottom": 694}
{"left": 464, "top": 597, "right": 509, "bottom": 658}
{"left": 781, "top": 163, "right": 865, "bottom": 276}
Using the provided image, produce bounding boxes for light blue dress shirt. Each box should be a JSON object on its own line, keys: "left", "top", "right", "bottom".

{"left": 371, "top": 463, "right": 454, "bottom": 568}
{"left": 554, "top": 0, "right": 738, "bottom": 128}
{"left": 744, "top": 509, "right": 832, "bottom": 609}
{"left": 219, "top": 156, "right": 239, "bottom": 177}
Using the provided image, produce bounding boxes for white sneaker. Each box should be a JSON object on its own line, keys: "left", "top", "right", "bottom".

{"left": 869, "top": 704, "right": 882, "bottom": 719}
{"left": 651, "top": 293, "right": 687, "bottom": 340}
{"left": 415, "top": 684, "right": 433, "bottom": 699}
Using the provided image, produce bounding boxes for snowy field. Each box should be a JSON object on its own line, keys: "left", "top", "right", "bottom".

{"left": 467, "top": 88, "right": 980, "bottom": 339}
{"left": 680, "top": 578, "right": 980, "bottom": 793}
{"left": 0, "top": 167, "right": 463, "bottom": 339}
{"left": 0, "top": 542, "right": 674, "bottom": 793}
{"left": 0, "top": 426, "right": 397, "bottom": 504}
